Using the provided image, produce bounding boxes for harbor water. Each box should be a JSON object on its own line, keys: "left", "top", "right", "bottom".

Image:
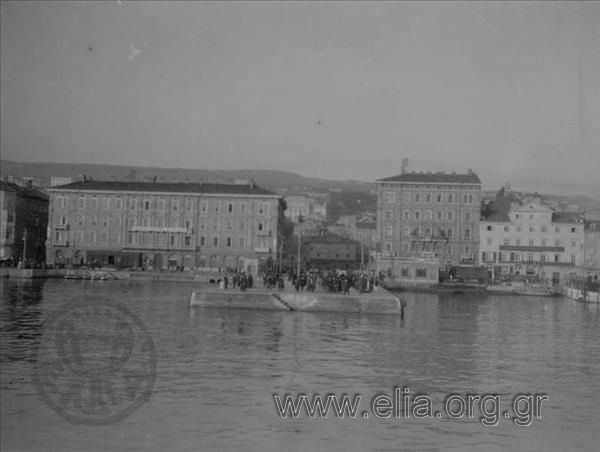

{"left": 1, "top": 279, "right": 599, "bottom": 451}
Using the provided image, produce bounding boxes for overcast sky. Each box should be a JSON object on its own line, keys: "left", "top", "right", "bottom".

{"left": 1, "top": 1, "right": 599, "bottom": 194}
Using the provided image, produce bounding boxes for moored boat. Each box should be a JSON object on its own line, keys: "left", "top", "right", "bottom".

{"left": 565, "top": 278, "right": 600, "bottom": 303}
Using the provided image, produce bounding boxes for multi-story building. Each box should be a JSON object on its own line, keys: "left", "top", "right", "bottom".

{"left": 479, "top": 197, "right": 584, "bottom": 283}
{"left": 583, "top": 220, "right": 600, "bottom": 275}
{"left": 46, "top": 180, "right": 283, "bottom": 272}
{"left": 0, "top": 180, "right": 49, "bottom": 265}
{"left": 375, "top": 171, "right": 482, "bottom": 267}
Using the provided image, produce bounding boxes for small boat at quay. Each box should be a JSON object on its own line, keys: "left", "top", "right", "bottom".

{"left": 565, "top": 278, "right": 600, "bottom": 304}
{"left": 486, "top": 282, "right": 563, "bottom": 297}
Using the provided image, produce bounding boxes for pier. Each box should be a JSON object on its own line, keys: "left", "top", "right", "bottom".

{"left": 189, "top": 287, "right": 403, "bottom": 314}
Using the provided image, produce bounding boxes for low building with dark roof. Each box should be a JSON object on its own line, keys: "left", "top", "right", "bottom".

{"left": 0, "top": 180, "right": 49, "bottom": 264}
{"left": 45, "top": 179, "right": 283, "bottom": 272}
{"left": 375, "top": 169, "right": 482, "bottom": 268}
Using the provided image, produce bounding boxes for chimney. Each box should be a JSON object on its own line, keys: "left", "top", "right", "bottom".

{"left": 153, "top": 176, "right": 157, "bottom": 183}
{"left": 82, "top": 174, "right": 87, "bottom": 183}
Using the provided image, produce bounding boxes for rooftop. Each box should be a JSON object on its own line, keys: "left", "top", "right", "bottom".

{"left": 47, "top": 180, "right": 278, "bottom": 196}
{"left": 0, "top": 181, "right": 48, "bottom": 201}
{"left": 377, "top": 170, "right": 481, "bottom": 184}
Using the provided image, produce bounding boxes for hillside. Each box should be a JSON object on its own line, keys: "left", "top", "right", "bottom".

{"left": 0, "top": 159, "right": 374, "bottom": 194}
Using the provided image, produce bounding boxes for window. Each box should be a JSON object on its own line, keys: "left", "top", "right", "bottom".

{"left": 415, "top": 210, "right": 421, "bottom": 220}
{"left": 213, "top": 236, "right": 219, "bottom": 247}
{"left": 415, "top": 192, "right": 421, "bottom": 203}
{"left": 437, "top": 211, "right": 443, "bottom": 220}
{"left": 226, "top": 237, "right": 232, "bottom": 247}
{"left": 79, "top": 197, "right": 86, "bottom": 209}
{"left": 240, "top": 202, "right": 247, "bottom": 214}
{"left": 426, "top": 210, "right": 432, "bottom": 220}
{"left": 403, "top": 192, "right": 411, "bottom": 203}
{"left": 487, "top": 225, "right": 493, "bottom": 231}
{"left": 504, "top": 226, "right": 509, "bottom": 232}
{"left": 555, "top": 227, "right": 560, "bottom": 233}
{"left": 487, "top": 238, "right": 492, "bottom": 245}
{"left": 436, "top": 193, "right": 442, "bottom": 203}
{"left": 516, "top": 226, "right": 522, "bottom": 232}
{"left": 554, "top": 255, "right": 560, "bottom": 262}
{"left": 464, "top": 245, "right": 471, "bottom": 255}
{"left": 227, "top": 202, "right": 234, "bottom": 213}
{"left": 529, "top": 227, "right": 535, "bottom": 232}
{"left": 239, "top": 237, "right": 245, "bottom": 248}
{"left": 529, "top": 240, "right": 534, "bottom": 246}
{"left": 571, "top": 240, "right": 576, "bottom": 247}
{"left": 385, "top": 225, "right": 393, "bottom": 237}
{"left": 185, "top": 236, "right": 191, "bottom": 246}
{"left": 464, "top": 212, "right": 470, "bottom": 221}
{"left": 186, "top": 200, "right": 193, "bottom": 212}
{"left": 385, "top": 209, "right": 393, "bottom": 220}
{"left": 200, "top": 236, "right": 206, "bottom": 246}
{"left": 116, "top": 199, "right": 122, "bottom": 210}
{"left": 555, "top": 240, "right": 560, "bottom": 247}
{"left": 403, "top": 210, "right": 410, "bottom": 220}
{"left": 416, "top": 268, "right": 427, "bottom": 278}
{"left": 172, "top": 201, "right": 179, "bottom": 212}
{"left": 426, "top": 193, "right": 431, "bottom": 203}
{"left": 144, "top": 200, "right": 150, "bottom": 210}
{"left": 481, "top": 251, "right": 487, "bottom": 261}
{"left": 464, "top": 227, "right": 471, "bottom": 239}
{"left": 468, "top": 194, "right": 473, "bottom": 203}
{"left": 401, "top": 267, "right": 409, "bottom": 277}
{"left": 157, "top": 199, "right": 164, "bottom": 211}
{"left": 257, "top": 221, "right": 264, "bottom": 232}
{"left": 130, "top": 199, "right": 136, "bottom": 210}
{"left": 90, "top": 198, "right": 98, "bottom": 209}
{"left": 447, "top": 194, "right": 453, "bottom": 203}
{"left": 541, "top": 240, "right": 546, "bottom": 246}
{"left": 447, "top": 228, "right": 453, "bottom": 238}
{"left": 170, "top": 235, "right": 176, "bottom": 246}
{"left": 516, "top": 239, "right": 521, "bottom": 246}
{"left": 447, "top": 211, "right": 453, "bottom": 221}
{"left": 503, "top": 238, "right": 509, "bottom": 245}
{"left": 384, "top": 191, "right": 396, "bottom": 203}
{"left": 571, "top": 255, "right": 576, "bottom": 264}
{"left": 571, "top": 227, "right": 576, "bottom": 233}
{"left": 214, "top": 201, "right": 220, "bottom": 214}
{"left": 403, "top": 226, "right": 410, "bottom": 237}
{"left": 541, "top": 226, "right": 547, "bottom": 233}
{"left": 201, "top": 201, "right": 208, "bottom": 214}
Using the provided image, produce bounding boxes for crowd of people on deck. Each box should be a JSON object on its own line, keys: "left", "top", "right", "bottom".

{"left": 220, "top": 267, "right": 379, "bottom": 295}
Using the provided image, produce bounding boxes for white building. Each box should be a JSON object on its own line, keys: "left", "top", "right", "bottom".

{"left": 480, "top": 199, "right": 584, "bottom": 283}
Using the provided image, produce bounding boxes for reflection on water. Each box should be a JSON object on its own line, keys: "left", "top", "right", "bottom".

{"left": 1, "top": 280, "right": 599, "bottom": 451}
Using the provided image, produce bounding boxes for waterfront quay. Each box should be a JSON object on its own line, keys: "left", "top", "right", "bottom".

{"left": 190, "top": 285, "right": 403, "bottom": 314}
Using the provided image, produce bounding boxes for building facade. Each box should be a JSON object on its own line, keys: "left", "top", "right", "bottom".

{"left": 479, "top": 199, "right": 584, "bottom": 283}
{"left": 375, "top": 171, "right": 482, "bottom": 267}
{"left": 46, "top": 180, "right": 283, "bottom": 272}
{"left": 0, "top": 181, "right": 49, "bottom": 265}
{"left": 301, "top": 233, "right": 360, "bottom": 270}
{"left": 583, "top": 220, "right": 600, "bottom": 275}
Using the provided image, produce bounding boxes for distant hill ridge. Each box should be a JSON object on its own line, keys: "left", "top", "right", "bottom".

{"left": 0, "top": 159, "right": 374, "bottom": 194}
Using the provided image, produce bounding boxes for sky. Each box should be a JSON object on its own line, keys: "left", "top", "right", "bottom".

{"left": 1, "top": 1, "right": 599, "bottom": 195}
